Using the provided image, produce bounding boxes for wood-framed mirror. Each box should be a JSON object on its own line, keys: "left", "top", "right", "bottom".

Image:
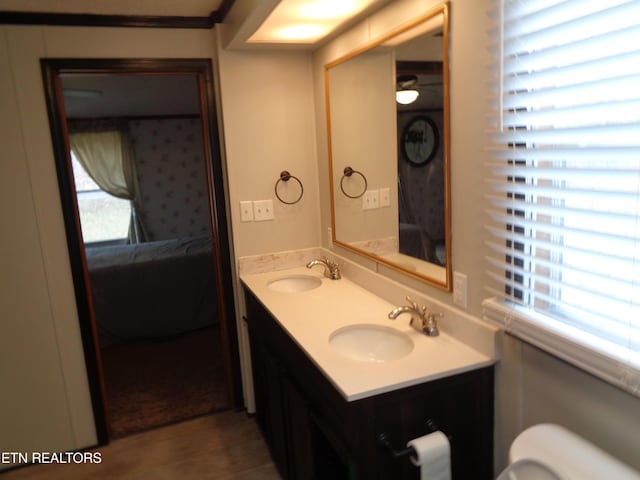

{"left": 325, "top": 2, "right": 451, "bottom": 290}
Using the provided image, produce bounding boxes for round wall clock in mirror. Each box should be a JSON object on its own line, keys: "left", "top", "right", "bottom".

{"left": 402, "top": 115, "right": 439, "bottom": 166}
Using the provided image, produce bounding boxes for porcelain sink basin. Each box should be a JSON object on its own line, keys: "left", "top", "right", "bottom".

{"left": 267, "top": 275, "right": 322, "bottom": 293}
{"left": 329, "top": 324, "right": 414, "bottom": 363}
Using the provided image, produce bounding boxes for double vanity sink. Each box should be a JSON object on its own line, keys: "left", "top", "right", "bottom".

{"left": 242, "top": 265, "right": 495, "bottom": 401}
{"left": 241, "top": 258, "right": 496, "bottom": 479}
{"left": 269, "top": 274, "right": 414, "bottom": 362}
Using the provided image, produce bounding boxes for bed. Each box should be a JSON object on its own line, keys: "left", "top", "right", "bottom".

{"left": 399, "top": 222, "right": 446, "bottom": 266}
{"left": 85, "top": 235, "right": 218, "bottom": 347}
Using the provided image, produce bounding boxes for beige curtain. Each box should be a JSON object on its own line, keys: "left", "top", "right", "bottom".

{"left": 70, "top": 130, "right": 145, "bottom": 242}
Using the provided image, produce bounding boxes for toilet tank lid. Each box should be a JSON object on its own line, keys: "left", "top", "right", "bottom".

{"left": 510, "top": 424, "right": 640, "bottom": 480}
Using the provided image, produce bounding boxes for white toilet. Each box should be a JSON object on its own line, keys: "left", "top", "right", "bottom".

{"left": 497, "top": 423, "right": 640, "bottom": 479}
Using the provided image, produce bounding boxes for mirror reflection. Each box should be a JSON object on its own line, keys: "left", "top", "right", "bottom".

{"left": 325, "top": 4, "right": 451, "bottom": 289}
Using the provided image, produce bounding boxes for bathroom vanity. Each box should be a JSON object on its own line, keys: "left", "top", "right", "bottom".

{"left": 241, "top": 264, "right": 496, "bottom": 480}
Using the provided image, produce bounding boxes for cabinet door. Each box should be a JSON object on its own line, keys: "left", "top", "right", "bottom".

{"left": 262, "top": 350, "right": 289, "bottom": 478}
{"left": 245, "top": 295, "right": 289, "bottom": 478}
{"left": 247, "top": 325, "right": 267, "bottom": 435}
{"left": 369, "top": 368, "right": 494, "bottom": 480}
{"left": 308, "top": 409, "right": 355, "bottom": 480}
{"left": 282, "top": 375, "right": 315, "bottom": 479}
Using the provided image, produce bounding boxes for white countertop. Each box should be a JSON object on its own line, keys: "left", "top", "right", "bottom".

{"left": 241, "top": 266, "right": 495, "bottom": 401}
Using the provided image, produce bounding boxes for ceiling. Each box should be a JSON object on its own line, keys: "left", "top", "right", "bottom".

{"left": 0, "top": 0, "right": 226, "bottom": 17}
{"left": 61, "top": 74, "right": 201, "bottom": 118}
{"left": 6, "top": 0, "right": 398, "bottom": 118}
{"left": 0, "top": 0, "right": 398, "bottom": 47}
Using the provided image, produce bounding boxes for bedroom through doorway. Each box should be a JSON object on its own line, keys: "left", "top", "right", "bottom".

{"left": 42, "top": 59, "right": 242, "bottom": 442}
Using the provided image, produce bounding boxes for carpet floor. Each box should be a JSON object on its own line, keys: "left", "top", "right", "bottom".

{"left": 100, "top": 325, "right": 230, "bottom": 438}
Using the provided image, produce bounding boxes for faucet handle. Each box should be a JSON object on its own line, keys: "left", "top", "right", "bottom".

{"left": 405, "top": 296, "right": 428, "bottom": 316}
{"left": 405, "top": 296, "right": 418, "bottom": 310}
{"left": 330, "top": 261, "right": 342, "bottom": 279}
{"left": 424, "top": 311, "right": 443, "bottom": 337}
{"left": 324, "top": 257, "right": 342, "bottom": 279}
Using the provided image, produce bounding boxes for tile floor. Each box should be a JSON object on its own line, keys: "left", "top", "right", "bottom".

{"left": 1, "top": 410, "right": 281, "bottom": 479}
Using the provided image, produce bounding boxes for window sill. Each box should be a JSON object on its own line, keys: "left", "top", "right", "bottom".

{"left": 482, "top": 297, "right": 640, "bottom": 398}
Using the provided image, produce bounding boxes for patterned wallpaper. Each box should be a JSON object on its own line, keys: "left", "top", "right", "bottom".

{"left": 129, "top": 117, "right": 211, "bottom": 241}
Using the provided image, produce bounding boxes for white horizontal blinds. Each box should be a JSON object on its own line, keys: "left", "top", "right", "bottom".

{"left": 488, "top": 0, "right": 640, "bottom": 355}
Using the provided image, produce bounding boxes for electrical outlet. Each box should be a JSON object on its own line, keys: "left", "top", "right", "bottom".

{"left": 240, "top": 201, "right": 254, "bottom": 222}
{"left": 362, "top": 189, "right": 380, "bottom": 210}
{"left": 453, "top": 271, "right": 468, "bottom": 308}
{"left": 379, "top": 187, "right": 391, "bottom": 207}
{"left": 253, "top": 199, "right": 274, "bottom": 221}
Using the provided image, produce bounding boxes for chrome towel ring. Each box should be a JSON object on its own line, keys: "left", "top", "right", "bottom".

{"left": 340, "top": 166, "right": 368, "bottom": 199}
{"left": 275, "top": 170, "right": 304, "bottom": 205}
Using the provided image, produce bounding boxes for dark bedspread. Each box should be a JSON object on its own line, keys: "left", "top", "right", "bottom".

{"left": 85, "top": 236, "right": 218, "bottom": 346}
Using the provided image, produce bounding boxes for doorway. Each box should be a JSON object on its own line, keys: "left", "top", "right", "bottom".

{"left": 41, "top": 58, "right": 241, "bottom": 443}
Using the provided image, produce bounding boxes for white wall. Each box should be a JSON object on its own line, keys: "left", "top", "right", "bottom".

{"left": 0, "top": 24, "right": 221, "bottom": 464}
{"left": 216, "top": 46, "right": 321, "bottom": 258}
{"left": 214, "top": 37, "right": 322, "bottom": 410}
{"left": 0, "top": 26, "right": 93, "bottom": 460}
{"left": 312, "top": 0, "right": 640, "bottom": 473}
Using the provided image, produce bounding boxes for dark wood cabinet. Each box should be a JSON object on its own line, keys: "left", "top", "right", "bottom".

{"left": 244, "top": 288, "right": 494, "bottom": 480}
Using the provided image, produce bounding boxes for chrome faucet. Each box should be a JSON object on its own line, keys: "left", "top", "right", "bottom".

{"left": 388, "top": 296, "right": 442, "bottom": 337}
{"left": 306, "top": 256, "right": 341, "bottom": 280}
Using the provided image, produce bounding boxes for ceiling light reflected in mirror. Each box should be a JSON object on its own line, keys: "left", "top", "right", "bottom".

{"left": 248, "top": 0, "right": 379, "bottom": 44}
{"left": 396, "top": 75, "right": 420, "bottom": 105}
{"left": 396, "top": 89, "right": 419, "bottom": 105}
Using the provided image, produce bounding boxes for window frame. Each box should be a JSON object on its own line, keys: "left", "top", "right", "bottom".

{"left": 484, "top": 0, "right": 640, "bottom": 397}
{"left": 70, "top": 152, "right": 132, "bottom": 244}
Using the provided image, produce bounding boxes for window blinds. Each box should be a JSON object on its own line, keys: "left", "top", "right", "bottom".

{"left": 486, "top": 0, "right": 640, "bottom": 368}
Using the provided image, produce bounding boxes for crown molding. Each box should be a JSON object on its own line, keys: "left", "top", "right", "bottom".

{"left": 0, "top": 0, "right": 235, "bottom": 29}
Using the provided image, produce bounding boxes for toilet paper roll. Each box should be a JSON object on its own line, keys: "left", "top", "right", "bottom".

{"left": 407, "top": 430, "right": 451, "bottom": 480}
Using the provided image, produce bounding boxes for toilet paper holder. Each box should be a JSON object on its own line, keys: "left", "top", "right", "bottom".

{"left": 377, "top": 419, "right": 451, "bottom": 460}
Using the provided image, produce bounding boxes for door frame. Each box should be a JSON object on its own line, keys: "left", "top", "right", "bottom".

{"left": 41, "top": 58, "right": 242, "bottom": 444}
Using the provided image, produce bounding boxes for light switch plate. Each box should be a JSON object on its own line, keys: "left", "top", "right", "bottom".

{"left": 253, "top": 199, "right": 274, "bottom": 221}
{"left": 362, "top": 189, "right": 380, "bottom": 210}
{"left": 240, "top": 201, "right": 254, "bottom": 222}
